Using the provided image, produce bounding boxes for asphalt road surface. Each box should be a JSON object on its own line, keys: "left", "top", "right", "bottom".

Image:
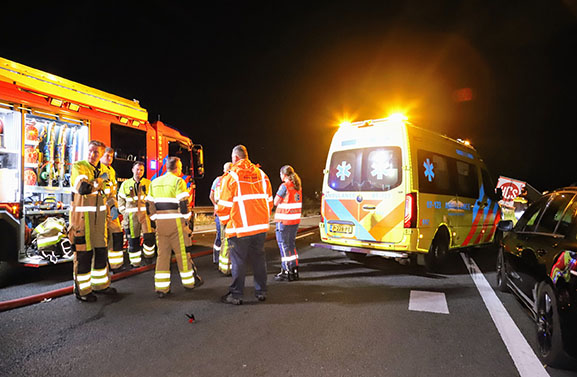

{"left": 1, "top": 217, "right": 576, "bottom": 377}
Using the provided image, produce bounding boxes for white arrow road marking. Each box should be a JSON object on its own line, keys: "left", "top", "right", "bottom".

{"left": 461, "top": 253, "right": 549, "bottom": 377}
{"left": 409, "top": 290, "right": 449, "bottom": 314}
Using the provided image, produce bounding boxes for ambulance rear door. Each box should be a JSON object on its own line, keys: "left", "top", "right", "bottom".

{"left": 324, "top": 145, "right": 405, "bottom": 244}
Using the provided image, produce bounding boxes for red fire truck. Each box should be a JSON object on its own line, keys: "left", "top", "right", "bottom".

{"left": 0, "top": 57, "right": 204, "bottom": 281}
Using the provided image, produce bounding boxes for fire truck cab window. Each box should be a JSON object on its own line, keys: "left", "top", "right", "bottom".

{"left": 110, "top": 123, "right": 147, "bottom": 180}
{"left": 169, "top": 141, "right": 192, "bottom": 175}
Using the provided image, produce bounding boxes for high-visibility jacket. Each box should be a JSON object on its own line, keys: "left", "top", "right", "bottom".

{"left": 216, "top": 159, "right": 273, "bottom": 238}
{"left": 274, "top": 181, "right": 302, "bottom": 225}
{"left": 33, "top": 217, "right": 67, "bottom": 250}
{"left": 100, "top": 164, "right": 118, "bottom": 210}
{"left": 119, "top": 177, "right": 152, "bottom": 228}
{"left": 69, "top": 160, "right": 108, "bottom": 250}
{"left": 147, "top": 172, "right": 191, "bottom": 231}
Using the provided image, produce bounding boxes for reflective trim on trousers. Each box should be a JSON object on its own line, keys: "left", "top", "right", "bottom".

{"left": 282, "top": 255, "right": 298, "bottom": 262}
{"left": 129, "top": 251, "right": 142, "bottom": 265}
{"left": 76, "top": 273, "right": 92, "bottom": 293}
{"left": 108, "top": 250, "right": 124, "bottom": 267}
{"left": 143, "top": 243, "right": 155, "bottom": 257}
{"left": 155, "top": 271, "right": 171, "bottom": 292}
{"left": 181, "top": 270, "right": 196, "bottom": 286}
{"left": 91, "top": 267, "right": 110, "bottom": 289}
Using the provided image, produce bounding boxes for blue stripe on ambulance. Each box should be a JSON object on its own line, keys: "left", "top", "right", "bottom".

{"left": 325, "top": 199, "right": 376, "bottom": 241}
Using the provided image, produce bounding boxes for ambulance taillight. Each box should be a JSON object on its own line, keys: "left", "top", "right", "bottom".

{"left": 404, "top": 193, "right": 417, "bottom": 228}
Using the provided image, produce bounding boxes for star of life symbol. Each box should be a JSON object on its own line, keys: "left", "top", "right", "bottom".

{"left": 423, "top": 158, "right": 435, "bottom": 182}
{"left": 370, "top": 160, "right": 391, "bottom": 180}
{"left": 336, "top": 161, "right": 352, "bottom": 181}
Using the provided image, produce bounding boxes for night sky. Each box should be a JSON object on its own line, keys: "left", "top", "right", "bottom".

{"left": 3, "top": 1, "right": 577, "bottom": 205}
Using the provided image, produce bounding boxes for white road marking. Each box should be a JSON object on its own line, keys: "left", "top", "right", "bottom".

{"left": 296, "top": 232, "right": 316, "bottom": 240}
{"left": 460, "top": 253, "right": 549, "bottom": 377}
{"left": 408, "top": 290, "right": 449, "bottom": 314}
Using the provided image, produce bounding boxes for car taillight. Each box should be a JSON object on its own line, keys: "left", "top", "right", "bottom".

{"left": 404, "top": 193, "right": 417, "bottom": 228}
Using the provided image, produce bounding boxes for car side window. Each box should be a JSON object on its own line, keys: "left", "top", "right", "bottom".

{"left": 515, "top": 195, "right": 549, "bottom": 232}
{"left": 556, "top": 199, "right": 577, "bottom": 237}
{"left": 536, "top": 193, "right": 574, "bottom": 234}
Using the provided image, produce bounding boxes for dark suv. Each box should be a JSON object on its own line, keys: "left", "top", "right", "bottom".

{"left": 497, "top": 187, "right": 577, "bottom": 368}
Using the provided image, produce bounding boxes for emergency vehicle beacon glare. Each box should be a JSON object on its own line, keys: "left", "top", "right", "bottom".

{"left": 312, "top": 114, "right": 501, "bottom": 271}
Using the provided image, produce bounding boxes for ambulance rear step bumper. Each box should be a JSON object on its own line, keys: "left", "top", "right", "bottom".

{"left": 310, "top": 242, "right": 409, "bottom": 260}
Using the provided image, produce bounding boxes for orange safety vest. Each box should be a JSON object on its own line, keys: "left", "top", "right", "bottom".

{"left": 216, "top": 159, "right": 273, "bottom": 238}
{"left": 274, "top": 181, "right": 302, "bottom": 225}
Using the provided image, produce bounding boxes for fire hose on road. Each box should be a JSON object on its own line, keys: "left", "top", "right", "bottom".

{"left": 0, "top": 226, "right": 318, "bottom": 312}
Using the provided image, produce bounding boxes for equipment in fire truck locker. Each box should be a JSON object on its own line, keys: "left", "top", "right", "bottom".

{"left": 24, "top": 115, "right": 88, "bottom": 189}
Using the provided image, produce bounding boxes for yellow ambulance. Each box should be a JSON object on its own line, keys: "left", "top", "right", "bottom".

{"left": 311, "top": 114, "right": 502, "bottom": 271}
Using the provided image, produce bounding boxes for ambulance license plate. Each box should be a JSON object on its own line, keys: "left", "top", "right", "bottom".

{"left": 329, "top": 223, "right": 354, "bottom": 235}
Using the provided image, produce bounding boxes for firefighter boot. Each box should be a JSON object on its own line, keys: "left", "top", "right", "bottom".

{"left": 75, "top": 292, "right": 97, "bottom": 302}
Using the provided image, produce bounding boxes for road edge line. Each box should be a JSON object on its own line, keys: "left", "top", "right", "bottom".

{"left": 460, "top": 253, "right": 549, "bottom": 377}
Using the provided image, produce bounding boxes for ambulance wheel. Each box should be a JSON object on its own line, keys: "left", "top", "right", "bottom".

{"left": 425, "top": 231, "right": 449, "bottom": 273}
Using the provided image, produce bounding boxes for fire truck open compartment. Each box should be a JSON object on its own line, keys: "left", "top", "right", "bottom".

{"left": 20, "top": 113, "right": 88, "bottom": 265}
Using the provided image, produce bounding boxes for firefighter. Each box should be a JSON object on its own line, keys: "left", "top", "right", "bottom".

{"left": 273, "top": 165, "right": 302, "bottom": 281}
{"left": 147, "top": 156, "right": 202, "bottom": 298}
{"left": 99, "top": 147, "right": 124, "bottom": 271}
{"left": 69, "top": 140, "right": 117, "bottom": 302}
{"left": 209, "top": 162, "right": 231, "bottom": 267}
{"left": 119, "top": 161, "right": 155, "bottom": 267}
{"left": 217, "top": 145, "right": 273, "bottom": 305}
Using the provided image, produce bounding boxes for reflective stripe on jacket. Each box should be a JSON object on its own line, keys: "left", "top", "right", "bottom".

{"left": 274, "top": 181, "right": 302, "bottom": 225}
{"left": 148, "top": 172, "right": 191, "bottom": 224}
{"left": 216, "top": 159, "right": 272, "bottom": 238}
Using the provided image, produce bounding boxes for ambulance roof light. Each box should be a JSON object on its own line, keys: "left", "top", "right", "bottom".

{"left": 457, "top": 138, "right": 471, "bottom": 146}
{"left": 386, "top": 112, "right": 408, "bottom": 124}
{"left": 339, "top": 121, "right": 352, "bottom": 127}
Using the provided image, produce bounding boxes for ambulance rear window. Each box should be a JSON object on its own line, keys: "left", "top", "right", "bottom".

{"left": 328, "top": 147, "right": 402, "bottom": 192}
